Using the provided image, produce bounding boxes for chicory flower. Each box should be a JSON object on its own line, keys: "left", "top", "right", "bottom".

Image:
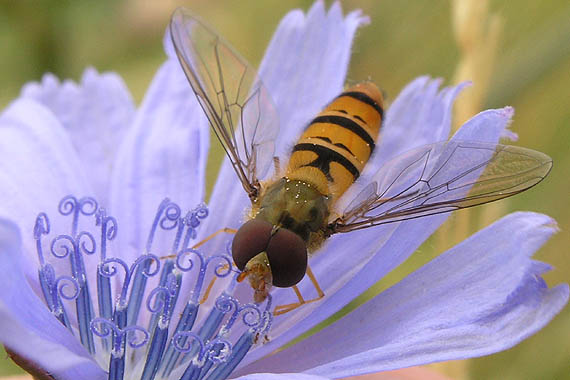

{"left": 0, "top": 2, "right": 567, "bottom": 379}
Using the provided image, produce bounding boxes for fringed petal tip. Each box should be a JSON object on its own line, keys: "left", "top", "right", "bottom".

{"left": 497, "top": 106, "right": 519, "bottom": 141}
{"left": 163, "top": 22, "right": 176, "bottom": 60}
{"left": 16, "top": 66, "right": 135, "bottom": 204}
{"left": 20, "top": 67, "right": 133, "bottom": 119}
{"left": 20, "top": 72, "right": 59, "bottom": 97}
{"left": 328, "top": 1, "right": 370, "bottom": 27}
{"left": 452, "top": 106, "right": 515, "bottom": 142}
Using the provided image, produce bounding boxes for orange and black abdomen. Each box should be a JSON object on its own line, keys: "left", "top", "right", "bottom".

{"left": 286, "top": 82, "right": 384, "bottom": 200}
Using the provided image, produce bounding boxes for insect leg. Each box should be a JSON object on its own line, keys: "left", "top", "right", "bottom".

{"left": 306, "top": 265, "right": 325, "bottom": 299}
{"left": 194, "top": 228, "right": 238, "bottom": 304}
{"left": 159, "top": 227, "right": 238, "bottom": 260}
{"left": 273, "top": 265, "right": 325, "bottom": 316}
{"left": 192, "top": 227, "right": 238, "bottom": 249}
{"left": 200, "top": 263, "right": 233, "bottom": 304}
{"left": 166, "top": 227, "right": 238, "bottom": 304}
{"left": 273, "top": 156, "right": 281, "bottom": 176}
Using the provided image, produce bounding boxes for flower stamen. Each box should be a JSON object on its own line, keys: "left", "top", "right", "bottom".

{"left": 33, "top": 195, "right": 272, "bottom": 380}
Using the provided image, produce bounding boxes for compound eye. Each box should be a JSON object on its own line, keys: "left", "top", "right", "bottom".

{"left": 266, "top": 228, "right": 307, "bottom": 287}
{"left": 232, "top": 219, "right": 273, "bottom": 270}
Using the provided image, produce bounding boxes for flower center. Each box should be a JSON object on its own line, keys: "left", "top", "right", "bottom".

{"left": 33, "top": 195, "right": 272, "bottom": 380}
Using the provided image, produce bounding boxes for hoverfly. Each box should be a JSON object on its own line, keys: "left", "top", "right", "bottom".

{"left": 169, "top": 8, "right": 552, "bottom": 315}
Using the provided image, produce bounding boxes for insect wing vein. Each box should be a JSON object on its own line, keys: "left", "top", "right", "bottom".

{"left": 332, "top": 140, "right": 552, "bottom": 232}
{"left": 170, "top": 8, "right": 279, "bottom": 199}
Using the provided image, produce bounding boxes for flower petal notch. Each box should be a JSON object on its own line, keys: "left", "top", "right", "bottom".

{"left": 20, "top": 69, "right": 136, "bottom": 205}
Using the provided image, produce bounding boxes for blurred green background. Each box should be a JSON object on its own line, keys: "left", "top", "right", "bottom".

{"left": 0, "top": 1, "right": 568, "bottom": 379}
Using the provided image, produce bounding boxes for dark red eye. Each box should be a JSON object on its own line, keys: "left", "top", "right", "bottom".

{"left": 232, "top": 219, "right": 273, "bottom": 270}
{"left": 266, "top": 228, "right": 307, "bottom": 287}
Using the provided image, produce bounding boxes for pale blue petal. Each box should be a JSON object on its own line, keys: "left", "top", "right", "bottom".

{"left": 0, "top": 99, "right": 91, "bottom": 269}
{"left": 259, "top": 1, "right": 369, "bottom": 159}
{"left": 452, "top": 106, "right": 514, "bottom": 141}
{"left": 0, "top": 219, "right": 105, "bottom": 380}
{"left": 238, "top": 213, "right": 568, "bottom": 377}
{"left": 163, "top": 23, "right": 176, "bottom": 60}
{"left": 238, "top": 99, "right": 515, "bottom": 369}
{"left": 21, "top": 69, "right": 136, "bottom": 205}
{"left": 205, "top": 1, "right": 368, "bottom": 251}
{"left": 109, "top": 57, "right": 209, "bottom": 262}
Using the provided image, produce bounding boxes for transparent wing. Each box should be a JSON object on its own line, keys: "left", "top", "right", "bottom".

{"left": 170, "top": 8, "right": 279, "bottom": 200}
{"left": 330, "top": 140, "right": 552, "bottom": 233}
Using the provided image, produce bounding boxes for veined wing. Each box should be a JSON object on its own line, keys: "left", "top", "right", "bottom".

{"left": 170, "top": 8, "right": 279, "bottom": 200}
{"left": 329, "top": 140, "right": 552, "bottom": 233}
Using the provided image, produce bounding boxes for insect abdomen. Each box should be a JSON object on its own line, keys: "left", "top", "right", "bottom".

{"left": 286, "top": 82, "right": 384, "bottom": 200}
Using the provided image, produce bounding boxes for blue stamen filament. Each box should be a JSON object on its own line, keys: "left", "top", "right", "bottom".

{"left": 96, "top": 208, "right": 117, "bottom": 343}
{"left": 33, "top": 195, "right": 270, "bottom": 380}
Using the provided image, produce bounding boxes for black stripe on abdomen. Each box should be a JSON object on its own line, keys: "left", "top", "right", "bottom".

{"left": 292, "top": 143, "right": 360, "bottom": 182}
{"left": 310, "top": 115, "right": 375, "bottom": 151}
{"left": 314, "top": 136, "right": 355, "bottom": 156}
{"left": 338, "top": 91, "right": 384, "bottom": 119}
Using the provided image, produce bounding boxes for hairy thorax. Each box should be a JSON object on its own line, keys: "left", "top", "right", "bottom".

{"left": 249, "top": 178, "right": 331, "bottom": 253}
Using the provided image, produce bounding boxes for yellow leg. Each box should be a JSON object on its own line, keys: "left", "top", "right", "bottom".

{"left": 192, "top": 227, "right": 237, "bottom": 249}
{"left": 273, "top": 265, "right": 325, "bottom": 316}
{"left": 190, "top": 228, "right": 237, "bottom": 304}
{"left": 158, "top": 227, "right": 237, "bottom": 303}
{"left": 160, "top": 227, "right": 238, "bottom": 260}
{"left": 200, "top": 263, "right": 232, "bottom": 304}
